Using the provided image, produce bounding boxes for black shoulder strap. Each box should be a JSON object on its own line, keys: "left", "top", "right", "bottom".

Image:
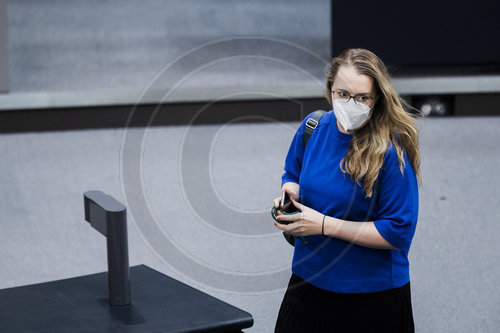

{"left": 282, "top": 110, "right": 326, "bottom": 248}
{"left": 303, "top": 110, "right": 327, "bottom": 149}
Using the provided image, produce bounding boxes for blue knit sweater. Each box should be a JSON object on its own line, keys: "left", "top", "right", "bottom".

{"left": 281, "top": 110, "right": 419, "bottom": 293}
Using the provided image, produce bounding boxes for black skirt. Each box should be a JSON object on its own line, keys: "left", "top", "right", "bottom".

{"left": 275, "top": 273, "right": 414, "bottom": 333}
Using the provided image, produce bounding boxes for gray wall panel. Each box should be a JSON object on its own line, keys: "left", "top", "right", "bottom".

{"left": 0, "top": 0, "right": 8, "bottom": 93}
{"left": 7, "top": 0, "right": 330, "bottom": 93}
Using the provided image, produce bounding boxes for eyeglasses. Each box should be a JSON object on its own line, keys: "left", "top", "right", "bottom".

{"left": 331, "top": 90, "right": 376, "bottom": 106}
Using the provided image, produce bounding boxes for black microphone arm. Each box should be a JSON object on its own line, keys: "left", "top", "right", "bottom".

{"left": 83, "top": 191, "right": 130, "bottom": 306}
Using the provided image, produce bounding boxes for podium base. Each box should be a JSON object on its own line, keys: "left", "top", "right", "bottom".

{"left": 0, "top": 265, "right": 253, "bottom": 332}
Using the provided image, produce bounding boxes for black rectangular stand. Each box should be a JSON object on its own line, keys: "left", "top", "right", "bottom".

{"left": 0, "top": 265, "right": 253, "bottom": 332}
{"left": 84, "top": 190, "right": 131, "bottom": 306}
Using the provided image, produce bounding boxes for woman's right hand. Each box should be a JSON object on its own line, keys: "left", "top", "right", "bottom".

{"left": 273, "top": 182, "right": 300, "bottom": 208}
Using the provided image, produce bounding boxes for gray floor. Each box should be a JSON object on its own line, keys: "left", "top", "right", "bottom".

{"left": 1, "top": 116, "right": 499, "bottom": 332}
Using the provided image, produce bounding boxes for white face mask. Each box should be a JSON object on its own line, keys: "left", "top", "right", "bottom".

{"left": 333, "top": 98, "right": 372, "bottom": 131}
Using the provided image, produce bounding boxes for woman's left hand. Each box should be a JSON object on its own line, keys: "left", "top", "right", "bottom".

{"left": 274, "top": 198, "right": 324, "bottom": 236}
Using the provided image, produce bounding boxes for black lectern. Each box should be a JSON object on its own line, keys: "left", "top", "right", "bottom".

{"left": 0, "top": 191, "right": 253, "bottom": 332}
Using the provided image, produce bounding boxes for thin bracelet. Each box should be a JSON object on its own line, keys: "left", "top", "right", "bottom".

{"left": 321, "top": 214, "right": 326, "bottom": 235}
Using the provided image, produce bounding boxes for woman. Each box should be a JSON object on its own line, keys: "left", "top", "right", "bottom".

{"left": 273, "top": 48, "right": 422, "bottom": 333}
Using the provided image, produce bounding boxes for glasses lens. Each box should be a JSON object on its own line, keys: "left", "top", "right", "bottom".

{"left": 354, "top": 95, "right": 372, "bottom": 105}
{"left": 334, "top": 91, "right": 350, "bottom": 103}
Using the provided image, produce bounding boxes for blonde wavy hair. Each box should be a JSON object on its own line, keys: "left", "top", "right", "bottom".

{"left": 325, "top": 48, "right": 423, "bottom": 198}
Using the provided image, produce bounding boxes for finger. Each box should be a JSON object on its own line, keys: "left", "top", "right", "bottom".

{"left": 283, "top": 189, "right": 297, "bottom": 201}
{"left": 273, "top": 222, "right": 286, "bottom": 231}
{"left": 273, "top": 197, "right": 280, "bottom": 208}
{"left": 290, "top": 197, "right": 303, "bottom": 210}
{"left": 276, "top": 212, "right": 301, "bottom": 223}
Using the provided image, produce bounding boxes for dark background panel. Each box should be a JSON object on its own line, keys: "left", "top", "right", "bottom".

{"left": 331, "top": 0, "right": 500, "bottom": 75}
{"left": 0, "top": 98, "right": 332, "bottom": 133}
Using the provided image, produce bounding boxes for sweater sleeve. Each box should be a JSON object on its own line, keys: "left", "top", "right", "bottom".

{"left": 373, "top": 146, "right": 419, "bottom": 253}
{"left": 281, "top": 113, "right": 314, "bottom": 187}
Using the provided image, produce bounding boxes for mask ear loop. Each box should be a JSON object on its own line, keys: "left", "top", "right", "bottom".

{"left": 366, "top": 95, "right": 379, "bottom": 116}
{"left": 365, "top": 95, "right": 382, "bottom": 131}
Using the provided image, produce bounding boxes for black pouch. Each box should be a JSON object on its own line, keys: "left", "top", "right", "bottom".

{"left": 271, "top": 206, "right": 310, "bottom": 246}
